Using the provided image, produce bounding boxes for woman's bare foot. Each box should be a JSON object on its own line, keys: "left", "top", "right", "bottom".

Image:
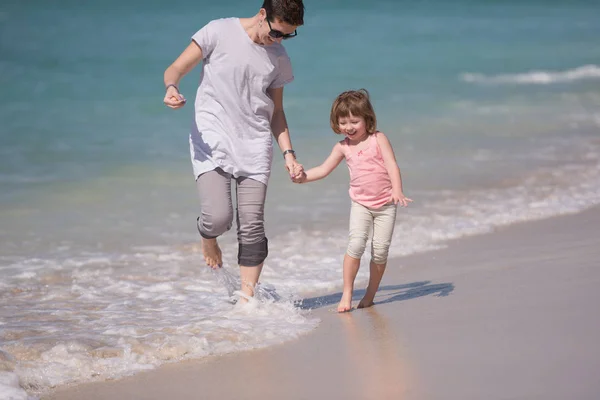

{"left": 337, "top": 291, "right": 353, "bottom": 313}
{"left": 201, "top": 238, "right": 222, "bottom": 269}
{"left": 357, "top": 298, "right": 374, "bottom": 309}
{"left": 237, "top": 264, "right": 263, "bottom": 304}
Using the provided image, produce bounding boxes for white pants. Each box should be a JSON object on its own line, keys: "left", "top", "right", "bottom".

{"left": 347, "top": 201, "right": 397, "bottom": 264}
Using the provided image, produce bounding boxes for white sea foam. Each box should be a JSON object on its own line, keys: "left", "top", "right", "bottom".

{"left": 461, "top": 65, "right": 600, "bottom": 85}
{"left": 0, "top": 371, "right": 37, "bottom": 400}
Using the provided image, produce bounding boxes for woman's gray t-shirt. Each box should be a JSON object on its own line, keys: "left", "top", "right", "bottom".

{"left": 189, "top": 18, "right": 294, "bottom": 185}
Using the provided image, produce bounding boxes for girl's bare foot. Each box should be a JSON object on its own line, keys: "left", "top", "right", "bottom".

{"left": 337, "top": 292, "right": 353, "bottom": 313}
{"left": 201, "top": 238, "right": 222, "bottom": 269}
{"left": 357, "top": 298, "right": 374, "bottom": 309}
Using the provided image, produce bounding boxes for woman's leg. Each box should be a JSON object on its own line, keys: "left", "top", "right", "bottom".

{"left": 340, "top": 201, "right": 372, "bottom": 312}
{"left": 235, "top": 176, "right": 268, "bottom": 302}
{"left": 359, "top": 203, "right": 397, "bottom": 308}
{"left": 195, "top": 168, "right": 234, "bottom": 268}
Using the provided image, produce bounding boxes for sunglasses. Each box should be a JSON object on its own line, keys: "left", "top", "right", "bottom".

{"left": 266, "top": 18, "right": 297, "bottom": 40}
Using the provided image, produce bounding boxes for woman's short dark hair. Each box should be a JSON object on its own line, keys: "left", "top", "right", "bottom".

{"left": 262, "top": 0, "right": 304, "bottom": 26}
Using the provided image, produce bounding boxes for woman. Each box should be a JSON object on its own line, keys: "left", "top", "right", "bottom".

{"left": 163, "top": 0, "right": 305, "bottom": 301}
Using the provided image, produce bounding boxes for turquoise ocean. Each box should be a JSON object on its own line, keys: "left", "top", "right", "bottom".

{"left": 1, "top": 0, "right": 599, "bottom": 397}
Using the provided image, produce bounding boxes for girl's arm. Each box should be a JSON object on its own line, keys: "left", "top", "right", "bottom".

{"left": 163, "top": 42, "right": 204, "bottom": 109}
{"left": 300, "top": 143, "right": 345, "bottom": 183}
{"left": 267, "top": 87, "right": 304, "bottom": 182}
{"left": 376, "top": 132, "right": 413, "bottom": 206}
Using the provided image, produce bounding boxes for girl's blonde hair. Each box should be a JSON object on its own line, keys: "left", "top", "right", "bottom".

{"left": 330, "top": 89, "right": 377, "bottom": 135}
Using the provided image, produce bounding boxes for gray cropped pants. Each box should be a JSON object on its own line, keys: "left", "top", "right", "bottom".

{"left": 196, "top": 168, "right": 268, "bottom": 267}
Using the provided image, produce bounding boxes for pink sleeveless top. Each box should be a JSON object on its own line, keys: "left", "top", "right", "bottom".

{"left": 340, "top": 132, "right": 392, "bottom": 209}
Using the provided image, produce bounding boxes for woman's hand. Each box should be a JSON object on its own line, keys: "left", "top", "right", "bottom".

{"left": 285, "top": 155, "right": 304, "bottom": 183}
{"left": 163, "top": 86, "right": 186, "bottom": 109}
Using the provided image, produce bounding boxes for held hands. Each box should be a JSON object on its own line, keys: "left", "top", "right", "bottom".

{"left": 391, "top": 190, "right": 413, "bottom": 207}
{"left": 295, "top": 171, "right": 307, "bottom": 183}
{"left": 163, "top": 86, "right": 186, "bottom": 109}
{"left": 285, "top": 155, "right": 305, "bottom": 183}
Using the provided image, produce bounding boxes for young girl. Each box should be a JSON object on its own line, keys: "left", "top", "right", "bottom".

{"left": 299, "top": 89, "right": 412, "bottom": 312}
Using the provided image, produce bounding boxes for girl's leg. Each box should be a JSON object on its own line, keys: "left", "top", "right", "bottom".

{"left": 235, "top": 176, "right": 268, "bottom": 302}
{"left": 341, "top": 201, "right": 372, "bottom": 312}
{"left": 359, "top": 203, "right": 397, "bottom": 308}
{"left": 357, "top": 261, "right": 386, "bottom": 309}
{"left": 339, "top": 254, "right": 361, "bottom": 312}
{"left": 195, "top": 168, "right": 234, "bottom": 268}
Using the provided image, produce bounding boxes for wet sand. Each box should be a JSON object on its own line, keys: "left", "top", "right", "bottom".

{"left": 44, "top": 206, "right": 600, "bottom": 400}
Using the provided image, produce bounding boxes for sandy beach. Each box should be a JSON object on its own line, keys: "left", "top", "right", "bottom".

{"left": 43, "top": 206, "right": 600, "bottom": 400}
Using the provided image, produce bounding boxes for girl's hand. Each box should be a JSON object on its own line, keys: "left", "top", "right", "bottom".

{"left": 285, "top": 157, "right": 304, "bottom": 183}
{"left": 391, "top": 191, "right": 413, "bottom": 207}
{"left": 163, "top": 86, "right": 186, "bottom": 109}
{"left": 295, "top": 171, "right": 307, "bottom": 184}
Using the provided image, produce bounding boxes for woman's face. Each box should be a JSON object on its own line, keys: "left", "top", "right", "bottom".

{"left": 260, "top": 13, "right": 298, "bottom": 45}
{"left": 338, "top": 113, "right": 368, "bottom": 142}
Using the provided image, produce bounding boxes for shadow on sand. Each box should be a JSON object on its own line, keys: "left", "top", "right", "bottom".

{"left": 299, "top": 280, "right": 454, "bottom": 310}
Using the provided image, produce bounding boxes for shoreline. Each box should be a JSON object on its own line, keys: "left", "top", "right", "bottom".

{"left": 43, "top": 205, "right": 600, "bottom": 399}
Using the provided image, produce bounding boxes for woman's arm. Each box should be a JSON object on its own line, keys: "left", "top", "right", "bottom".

{"left": 163, "top": 42, "right": 204, "bottom": 109}
{"left": 301, "top": 143, "right": 345, "bottom": 183}
{"left": 267, "top": 86, "right": 304, "bottom": 181}
{"left": 376, "top": 132, "right": 412, "bottom": 206}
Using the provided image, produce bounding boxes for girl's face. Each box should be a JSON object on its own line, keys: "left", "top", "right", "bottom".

{"left": 338, "top": 113, "right": 368, "bottom": 141}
